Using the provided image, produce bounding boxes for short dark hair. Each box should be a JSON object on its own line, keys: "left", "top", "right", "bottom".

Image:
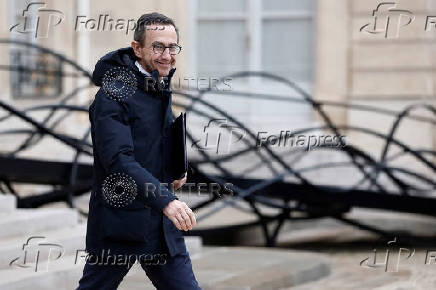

{"left": 134, "top": 12, "right": 179, "bottom": 46}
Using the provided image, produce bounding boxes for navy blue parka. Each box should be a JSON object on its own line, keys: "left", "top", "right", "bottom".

{"left": 85, "top": 47, "right": 186, "bottom": 259}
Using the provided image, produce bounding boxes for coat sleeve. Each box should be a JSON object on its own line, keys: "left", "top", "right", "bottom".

{"left": 91, "top": 90, "right": 178, "bottom": 212}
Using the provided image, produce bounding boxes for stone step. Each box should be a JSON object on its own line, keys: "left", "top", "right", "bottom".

{"left": 185, "top": 236, "right": 203, "bottom": 256}
{"left": 0, "top": 245, "right": 330, "bottom": 290}
{"left": 279, "top": 246, "right": 436, "bottom": 290}
{"left": 282, "top": 267, "right": 398, "bottom": 290}
{"left": 0, "top": 234, "right": 203, "bottom": 290}
{"left": 0, "top": 253, "right": 84, "bottom": 290}
{"left": 186, "top": 201, "right": 436, "bottom": 246}
{"left": 279, "top": 250, "right": 423, "bottom": 290}
{"left": 0, "top": 208, "right": 79, "bottom": 240}
{"left": 272, "top": 208, "right": 436, "bottom": 246}
{"left": 120, "top": 246, "right": 331, "bottom": 290}
{"left": 0, "top": 194, "right": 17, "bottom": 212}
{"left": 0, "top": 223, "right": 87, "bottom": 270}
{"left": 195, "top": 247, "right": 330, "bottom": 290}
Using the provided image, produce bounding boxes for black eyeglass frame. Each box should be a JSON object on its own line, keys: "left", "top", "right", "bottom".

{"left": 151, "top": 42, "right": 182, "bottom": 55}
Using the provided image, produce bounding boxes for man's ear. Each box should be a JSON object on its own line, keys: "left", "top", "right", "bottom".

{"left": 131, "top": 41, "right": 142, "bottom": 58}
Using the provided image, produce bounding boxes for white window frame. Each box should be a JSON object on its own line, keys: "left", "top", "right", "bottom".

{"left": 189, "top": 0, "right": 315, "bottom": 87}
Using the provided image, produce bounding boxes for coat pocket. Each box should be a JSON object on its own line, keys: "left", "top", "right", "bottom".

{"left": 102, "top": 206, "right": 151, "bottom": 243}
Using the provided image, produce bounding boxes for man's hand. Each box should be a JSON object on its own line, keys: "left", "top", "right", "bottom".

{"left": 172, "top": 175, "right": 187, "bottom": 190}
{"left": 163, "top": 200, "right": 196, "bottom": 231}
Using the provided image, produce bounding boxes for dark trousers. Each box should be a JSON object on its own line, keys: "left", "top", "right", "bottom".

{"left": 76, "top": 251, "right": 202, "bottom": 290}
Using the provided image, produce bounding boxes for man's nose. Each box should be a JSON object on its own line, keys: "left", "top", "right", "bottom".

{"left": 160, "top": 47, "right": 171, "bottom": 60}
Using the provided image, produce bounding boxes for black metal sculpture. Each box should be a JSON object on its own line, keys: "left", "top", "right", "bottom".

{"left": 0, "top": 40, "right": 434, "bottom": 246}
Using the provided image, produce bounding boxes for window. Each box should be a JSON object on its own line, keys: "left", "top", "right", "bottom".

{"left": 189, "top": 0, "right": 316, "bottom": 137}
{"left": 193, "top": 0, "right": 315, "bottom": 85}
{"left": 8, "top": 0, "right": 63, "bottom": 99}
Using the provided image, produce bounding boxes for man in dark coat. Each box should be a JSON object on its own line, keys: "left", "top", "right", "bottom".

{"left": 77, "top": 12, "right": 201, "bottom": 290}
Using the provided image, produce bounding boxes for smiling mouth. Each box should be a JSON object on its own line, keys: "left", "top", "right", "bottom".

{"left": 156, "top": 62, "right": 170, "bottom": 67}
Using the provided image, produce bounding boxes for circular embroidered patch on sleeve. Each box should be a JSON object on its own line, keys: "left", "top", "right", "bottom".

{"left": 102, "top": 172, "right": 138, "bottom": 208}
{"left": 101, "top": 66, "right": 137, "bottom": 102}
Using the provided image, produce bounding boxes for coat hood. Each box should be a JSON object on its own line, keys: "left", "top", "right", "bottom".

{"left": 92, "top": 47, "right": 176, "bottom": 93}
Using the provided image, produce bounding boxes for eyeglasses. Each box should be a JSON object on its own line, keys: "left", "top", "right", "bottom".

{"left": 151, "top": 42, "right": 182, "bottom": 55}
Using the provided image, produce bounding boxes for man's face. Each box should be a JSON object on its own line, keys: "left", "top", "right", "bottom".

{"left": 132, "top": 24, "right": 178, "bottom": 77}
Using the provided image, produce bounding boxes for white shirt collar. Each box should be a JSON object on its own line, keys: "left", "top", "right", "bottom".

{"left": 135, "top": 61, "right": 151, "bottom": 76}
{"left": 135, "top": 60, "right": 166, "bottom": 85}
